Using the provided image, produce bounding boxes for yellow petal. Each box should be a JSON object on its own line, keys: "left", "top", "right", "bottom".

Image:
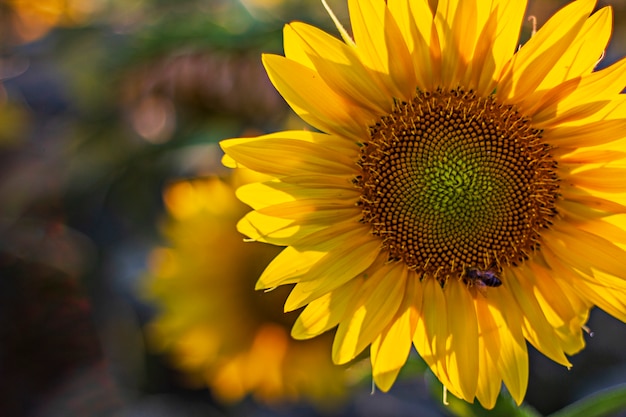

{"left": 532, "top": 58, "right": 626, "bottom": 125}
{"left": 508, "top": 265, "right": 572, "bottom": 367}
{"left": 561, "top": 190, "right": 626, "bottom": 217}
{"left": 256, "top": 246, "right": 326, "bottom": 290}
{"left": 389, "top": 0, "right": 440, "bottom": 89}
{"left": 237, "top": 210, "right": 324, "bottom": 245}
{"left": 413, "top": 278, "right": 461, "bottom": 398}
{"left": 285, "top": 22, "right": 391, "bottom": 114}
{"left": 475, "top": 346, "right": 500, "bottom": 409}
{"left": 466, "top": 8, "right": 500, "bottom": 93}
{"left": 237, "top": 181, "right": 360, "bottom": 211}
{"left": 487, "top": 289, "right": 529, "bottom": 405}
{"left": 543, "top": 247, "right": 626, "bottom": 323}
{"left": 332, "top": 262, "right": 406, "bottom": 364}
{"left": 221, "top": 153, "right": 238, "bottom": 169}
{"left": 278, "top": 174, "right": 358, "bottom": 190}
{"left": 221, "top": 133, "right": 358, "bottom": 178}
{"left": 284, "top": 239, "right": 382, "bottom": 311}
{"left": 576, "top": 218, "right": 626, "bottom": 245}
{"left": 263, "top": 54, "right": 369, "bottom": 139}
{"left": 577, "top": 277, "right": 626, "bottom": 323}
{"left": 382, "top": 5, "right": 417, "bottom": 98}
{"left": 527, "top": 262, "right": 588, "bottom": 355}
{"left": 534, "top": 99, "right": 619, "bottom": 128}
{"left": 473, "top": 296, "right": 502, "bottom": 409}
{"left": 534, "top": 6, "right": 611, "bottom": 92}
{"left": 546, "top": 225, "right": 626, "bottom": 281}
{"left": 348, "top": 0, "right": 416, "bottom": 99}
{"left": 283, "top": 22, "right": 314, "bottom": 70}
{"left": 257, "top": 199, "right": 358, "bottom": 222}
{"left": 371, "top": 267, "right": 417, "bottom": 391}
{"left": 543, "top": 119, "right": 626, "bottom": 150}
{"left": 477, "top": 0, "right": 527, "bottom": 93}
{"left": 580, "top": 282, "right": 626, "bottom": 322}
{"left": 347, "top": 0, "right": 386, "bottom": 75}
{"left": 557, "top": 199, "right": 626, "bottom": 228}
{"left": 497, "top": 0, "right": 595, "bottom": 102}
{"left": 568, "top": 55, "right": 626, "bottom": 101}
{"left": 434, "top": 0, "right": 465, "bottom": 86}
{"left": 560, "top": 149, "right": 626, "bottom": 165}
{"left": 569, "top": 167, "right": 626, "bottom": 193}
{"left": 445, "top": 279, "right": 479, "bottom": 402}
{"left": 292, "top": 277, "right": 363, "bottom": 339}
{"left": 294, "top": 225, "right": 379, "bottom": 269}
{"left": 257, "top": 222, "right": 370, "bottom": 289}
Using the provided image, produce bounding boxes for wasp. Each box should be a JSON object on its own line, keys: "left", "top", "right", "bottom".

{"left": 464, "top": 267, "right": 502, "bottom": 290}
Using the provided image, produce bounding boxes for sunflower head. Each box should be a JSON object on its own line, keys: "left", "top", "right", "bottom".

{"left": 355, "top": 87, "right": 559, "bottom": 285}
{"left": 221, "top": 0, "right": 626, "bottom": 409}
{"left": 143, "top": 172, "right": 347, "bottom": 404}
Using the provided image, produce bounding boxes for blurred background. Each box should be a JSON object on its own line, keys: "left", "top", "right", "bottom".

{"left": 1, "top": 1, "right": 626, "bottom": 416}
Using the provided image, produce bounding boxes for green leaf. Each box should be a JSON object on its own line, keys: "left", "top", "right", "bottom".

{"left": 547, "top": 384, "right": 626, "bottom": 417}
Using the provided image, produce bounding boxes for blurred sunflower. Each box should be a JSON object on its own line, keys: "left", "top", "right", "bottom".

{"left": 220, "top": 0, "right": 626, "bottom": 409}
{"left": 3, "top": 0, "right": 94, "bottom": 44}
{"left": 143, "top": 172, "right": 346, "bottom": 404}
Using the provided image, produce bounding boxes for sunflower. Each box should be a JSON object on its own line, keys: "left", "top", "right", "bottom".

{"left": 5, "top": 0, "right": 92, "bottom": 44}
{"left": 220, "top": 0, "right": 626, "bottom": 409}
{"left": 143, "top": 173, "right": 346, "bottom": 404}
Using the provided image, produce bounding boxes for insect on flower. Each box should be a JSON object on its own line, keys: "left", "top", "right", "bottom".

{"left": 464, "top": 267, "right": 503, "bottom": 290}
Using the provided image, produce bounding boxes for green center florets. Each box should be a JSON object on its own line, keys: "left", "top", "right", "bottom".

{"left": 355, "top": 87, "right": 559, "bottom": 282}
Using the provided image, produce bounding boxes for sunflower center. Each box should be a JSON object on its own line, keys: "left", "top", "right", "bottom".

{"left": 355, "top": 88, "right": 559, "bottom": 282}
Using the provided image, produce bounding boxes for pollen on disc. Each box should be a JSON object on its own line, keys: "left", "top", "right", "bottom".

{"left": 355, "top": 88, "right": 559, "bottom": 281}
